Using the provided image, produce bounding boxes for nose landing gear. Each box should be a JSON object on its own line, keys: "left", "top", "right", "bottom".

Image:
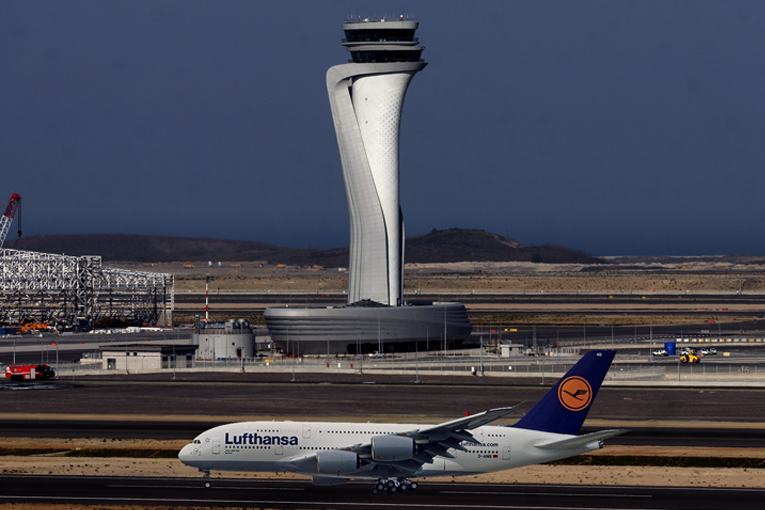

{"left": 200, "top": 469, "right": 211, "bottom": 489}
{"left": 370, "top": 478, "right": 419, "bottom": 496}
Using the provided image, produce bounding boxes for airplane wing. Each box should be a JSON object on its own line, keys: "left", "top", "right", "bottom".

{"left": 278, "top": 408, "right": 517, "bottom": 477}
{"left": 347, "top": 407, "right": 517, "bottom": 474}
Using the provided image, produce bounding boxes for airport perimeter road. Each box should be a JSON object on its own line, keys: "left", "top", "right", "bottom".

{"left": 1, "top": 475, "right": 763, "bottom": 510}
{"left": 3, "top": 374, "right": 765, "bottom": 424}
{"left": 2, "top": 419, "right": 765, "bottom": 448}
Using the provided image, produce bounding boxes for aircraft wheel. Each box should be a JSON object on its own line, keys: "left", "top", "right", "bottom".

{"left": 386, "top": 480, "right": 396, "bottom": 488}
{"left": 376, "top": 481, "right": 386, "bottom": 491}
{"left": 370, "top": 488, "right": 380, "bottom": 496}
{"left": 397, "top": 485, "right": 407, "bottom": 493}
{"left": 204, "top": 481, "right": 211, "bottom": 489}
{"left": 410, "top": 481, "right": 419, "bottom": 491}
{"left": 386, "top": 487, "right": 397, "bottom": 495}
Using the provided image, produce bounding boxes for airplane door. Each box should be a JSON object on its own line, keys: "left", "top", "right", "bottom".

{"left": 212, "top": 441, "right": 221, "bottom": 455}
{"left": 502, "top": 446, "right": 511, "bottom": 460}
{"left": 474, "top": 429, "right": 484, "bottom": 442}
{"left": 274, "top": 445, "right": 283, "bottom": 455}
{"left": 302, "top": 426, "right": 311, "bottom": 439}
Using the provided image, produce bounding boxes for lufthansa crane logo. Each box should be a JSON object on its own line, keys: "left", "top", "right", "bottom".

{"left": 557, "top": 376, "right": 592, "bottom": 411}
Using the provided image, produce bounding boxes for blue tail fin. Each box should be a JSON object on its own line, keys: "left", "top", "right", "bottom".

{"left": 512, "top": 350, "right": 615, "bottom": 435}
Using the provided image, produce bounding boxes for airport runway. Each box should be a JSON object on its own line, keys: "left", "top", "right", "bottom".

{"left": 3, "top": 374, "right": 765, "bottom": 423}
{"left": 1, "top": 475, "right": 762, "bottom": 509}
{"left": 1, "top": 419, "right": 764, "bottom": 448}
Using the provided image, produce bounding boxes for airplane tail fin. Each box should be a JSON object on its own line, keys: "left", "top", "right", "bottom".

{"left": 512, "top": 350, "right": 615, "bottom": 435}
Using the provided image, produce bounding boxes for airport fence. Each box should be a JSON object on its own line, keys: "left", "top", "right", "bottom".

{"left": 49, "top": 352, "right": 765, "bottom": 386}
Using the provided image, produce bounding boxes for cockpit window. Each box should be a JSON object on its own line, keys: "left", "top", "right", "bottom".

{"left": 193, "top": 439, "right": 201, "bottom": 444}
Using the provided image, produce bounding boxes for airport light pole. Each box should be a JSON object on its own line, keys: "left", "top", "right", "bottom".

{"left": 415, "top": 337, "right": 419, "bottom": 383}
{"left": 479, "top": 335, "right": 483, "bottom": 375}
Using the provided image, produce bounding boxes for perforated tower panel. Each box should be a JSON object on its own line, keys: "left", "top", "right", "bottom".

{"left": 327, "top": 19, "right": 426, "bottom": 306}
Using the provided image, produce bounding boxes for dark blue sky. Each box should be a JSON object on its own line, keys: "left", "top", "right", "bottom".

{"left": 2, "top": 1, "right": 763, "bottom": 256}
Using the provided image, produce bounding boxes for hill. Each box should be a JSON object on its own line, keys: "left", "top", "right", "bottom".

{"left": 406, "top": 228, "right": 601, "bottom": 264}
{"left": 15, "top": 230, "right": 603, "bottom": 266}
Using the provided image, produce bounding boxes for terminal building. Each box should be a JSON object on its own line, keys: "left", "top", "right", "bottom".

{"left": 265, "top": 17, "right": 472, "bottom": 354}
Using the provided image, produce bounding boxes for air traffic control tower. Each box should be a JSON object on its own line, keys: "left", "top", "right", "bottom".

{"left": 264, "top": 17, "right": 472, "bottom": 355}
{"left": 327, "top": 17, "right": 427, "bottom": 307}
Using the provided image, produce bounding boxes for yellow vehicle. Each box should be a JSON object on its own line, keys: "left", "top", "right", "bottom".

{"left": 19, "top": 322, "right": 49, "bottom": 334}
{"left": 680, "top": 348, "right": 700, "bottom": 363}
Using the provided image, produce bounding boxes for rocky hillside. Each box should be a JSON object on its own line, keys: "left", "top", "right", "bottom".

{"left": 16, "top": 229, "right": 603, "bottom": 266}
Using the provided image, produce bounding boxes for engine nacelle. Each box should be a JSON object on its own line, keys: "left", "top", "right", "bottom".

{"left": 371, "top": 435, "right": 416, "bottom": 461}
{"left": 317, "top": 449, "right": 359, "bottom": 475}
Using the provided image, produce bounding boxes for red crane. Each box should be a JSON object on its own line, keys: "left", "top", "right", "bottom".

{"left": 0, "top": 193, "right": 21, "bottom": 248}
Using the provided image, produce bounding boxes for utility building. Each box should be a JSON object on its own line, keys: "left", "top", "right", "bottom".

{"left": 192, "top": 319, "right": 255, "bottom": 360}
{"left": 102, "top": 344, "right": 196, "bottom": 372}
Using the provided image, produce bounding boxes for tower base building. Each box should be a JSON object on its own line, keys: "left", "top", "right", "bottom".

{"left": 265, "top": 301, "right": 472, "bottom": 355}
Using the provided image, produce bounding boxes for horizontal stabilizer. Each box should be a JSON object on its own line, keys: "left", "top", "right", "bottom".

{"left": 534, "top": 429, "right": 628, "bottom": 450}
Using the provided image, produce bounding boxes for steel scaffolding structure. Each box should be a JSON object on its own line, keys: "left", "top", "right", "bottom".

{"left": 0, "top": 248, "right": 173, "bottom": 328}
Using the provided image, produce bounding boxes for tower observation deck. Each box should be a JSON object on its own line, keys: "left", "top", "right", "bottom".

{"left": 342, "top": 17, "right": 424, "bottom": 64}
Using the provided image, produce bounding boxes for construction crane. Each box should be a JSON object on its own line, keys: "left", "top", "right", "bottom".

{"left": 0, "top": 193, "right": 21, "bottom": 248}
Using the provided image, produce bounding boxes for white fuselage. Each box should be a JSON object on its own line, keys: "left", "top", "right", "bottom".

{"left": 178, "top": 420, "right": 601, "bottom": 480}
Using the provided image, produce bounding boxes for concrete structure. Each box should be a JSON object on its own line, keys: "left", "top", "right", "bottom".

{"left": 326, "top": 17, "right": 426, "bottom": 306}
{"left": 193, "top": 319, "right": 255, "bottom": 360}
{"left": 500, "top": 344, "right": 525, "bottom": 357}
{"left": 101, "top": 343, "right": 196, "bottom": 372}
{"left": 0, "top": 248, "right": 173, "bottom": 329}
{"left": 265, "top": 301, "right": 472, "bottom": 355}
{"left": 265, "top": 17, "right": 471, "bottom": 354}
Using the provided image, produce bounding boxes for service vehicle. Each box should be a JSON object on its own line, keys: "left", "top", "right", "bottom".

{"left": 680, "top": 348, "right": 700, "bottom": 364}
{"left": 5, "top": 364, "right": 56, "bottom": 381}
{"left": 652, "top": 349, "right": 668, "bottom": 356}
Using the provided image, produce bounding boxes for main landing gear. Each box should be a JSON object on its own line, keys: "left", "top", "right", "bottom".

{"left": 370, "top": 478, "right": 419, "bottom": 496}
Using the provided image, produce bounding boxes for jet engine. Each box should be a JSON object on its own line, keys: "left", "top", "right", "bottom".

{"left": 371, "top": 435, "right": 416, "bottom": 461}
{"left": 317, "top": 450, "right": 360, "bottom": 475}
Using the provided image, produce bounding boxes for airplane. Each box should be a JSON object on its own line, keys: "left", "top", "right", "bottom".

{"left": 179, "top": 350, "right": 625, "bottom": 495}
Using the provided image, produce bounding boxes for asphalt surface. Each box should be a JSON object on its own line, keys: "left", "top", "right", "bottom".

{"left": 1, "top": 475, "right": 763, "bottom": 510}
{"left": 2, "top": 372, "right": 765, "bottom": 423}
{"left": 1, "top": 373, "right": 764, "bottom": 509}
{"left": 1, "top": 373, "right": 765, "bottom": 447}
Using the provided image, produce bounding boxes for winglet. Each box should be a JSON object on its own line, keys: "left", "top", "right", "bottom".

{"left": 512, "top": 350, "right": 615, "bottom": 435}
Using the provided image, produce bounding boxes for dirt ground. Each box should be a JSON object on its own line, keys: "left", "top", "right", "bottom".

{"left": 128, "top": 260, "right": 765, "bottom": 294}
{"left": 1, "top": 437, "right": 764, "bottom": 490}
{"left": 157, "top": 260, "right": 765, "bottom": 325}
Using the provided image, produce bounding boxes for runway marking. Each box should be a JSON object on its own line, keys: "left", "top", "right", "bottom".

{"left": 0, "top": 495, "right": 667, "bottom": 510}
{"left": 442, "top": 490, "right": 651, "bottom": 498}
{"left": 108, "top": 484, "right": 304, "bottom": 491}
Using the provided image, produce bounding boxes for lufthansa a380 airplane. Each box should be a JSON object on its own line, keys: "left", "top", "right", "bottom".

{"left": 179, "top": 350, "right": 624, "bottom": 495}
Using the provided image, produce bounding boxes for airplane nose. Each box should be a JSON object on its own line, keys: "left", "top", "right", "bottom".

{"left": 178, "top": 443, "right": 195, "bottom": 463}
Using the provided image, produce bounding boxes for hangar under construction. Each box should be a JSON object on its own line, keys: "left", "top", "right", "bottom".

{"left": 0, "top": 248, "right": 173, "bottom": 330}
